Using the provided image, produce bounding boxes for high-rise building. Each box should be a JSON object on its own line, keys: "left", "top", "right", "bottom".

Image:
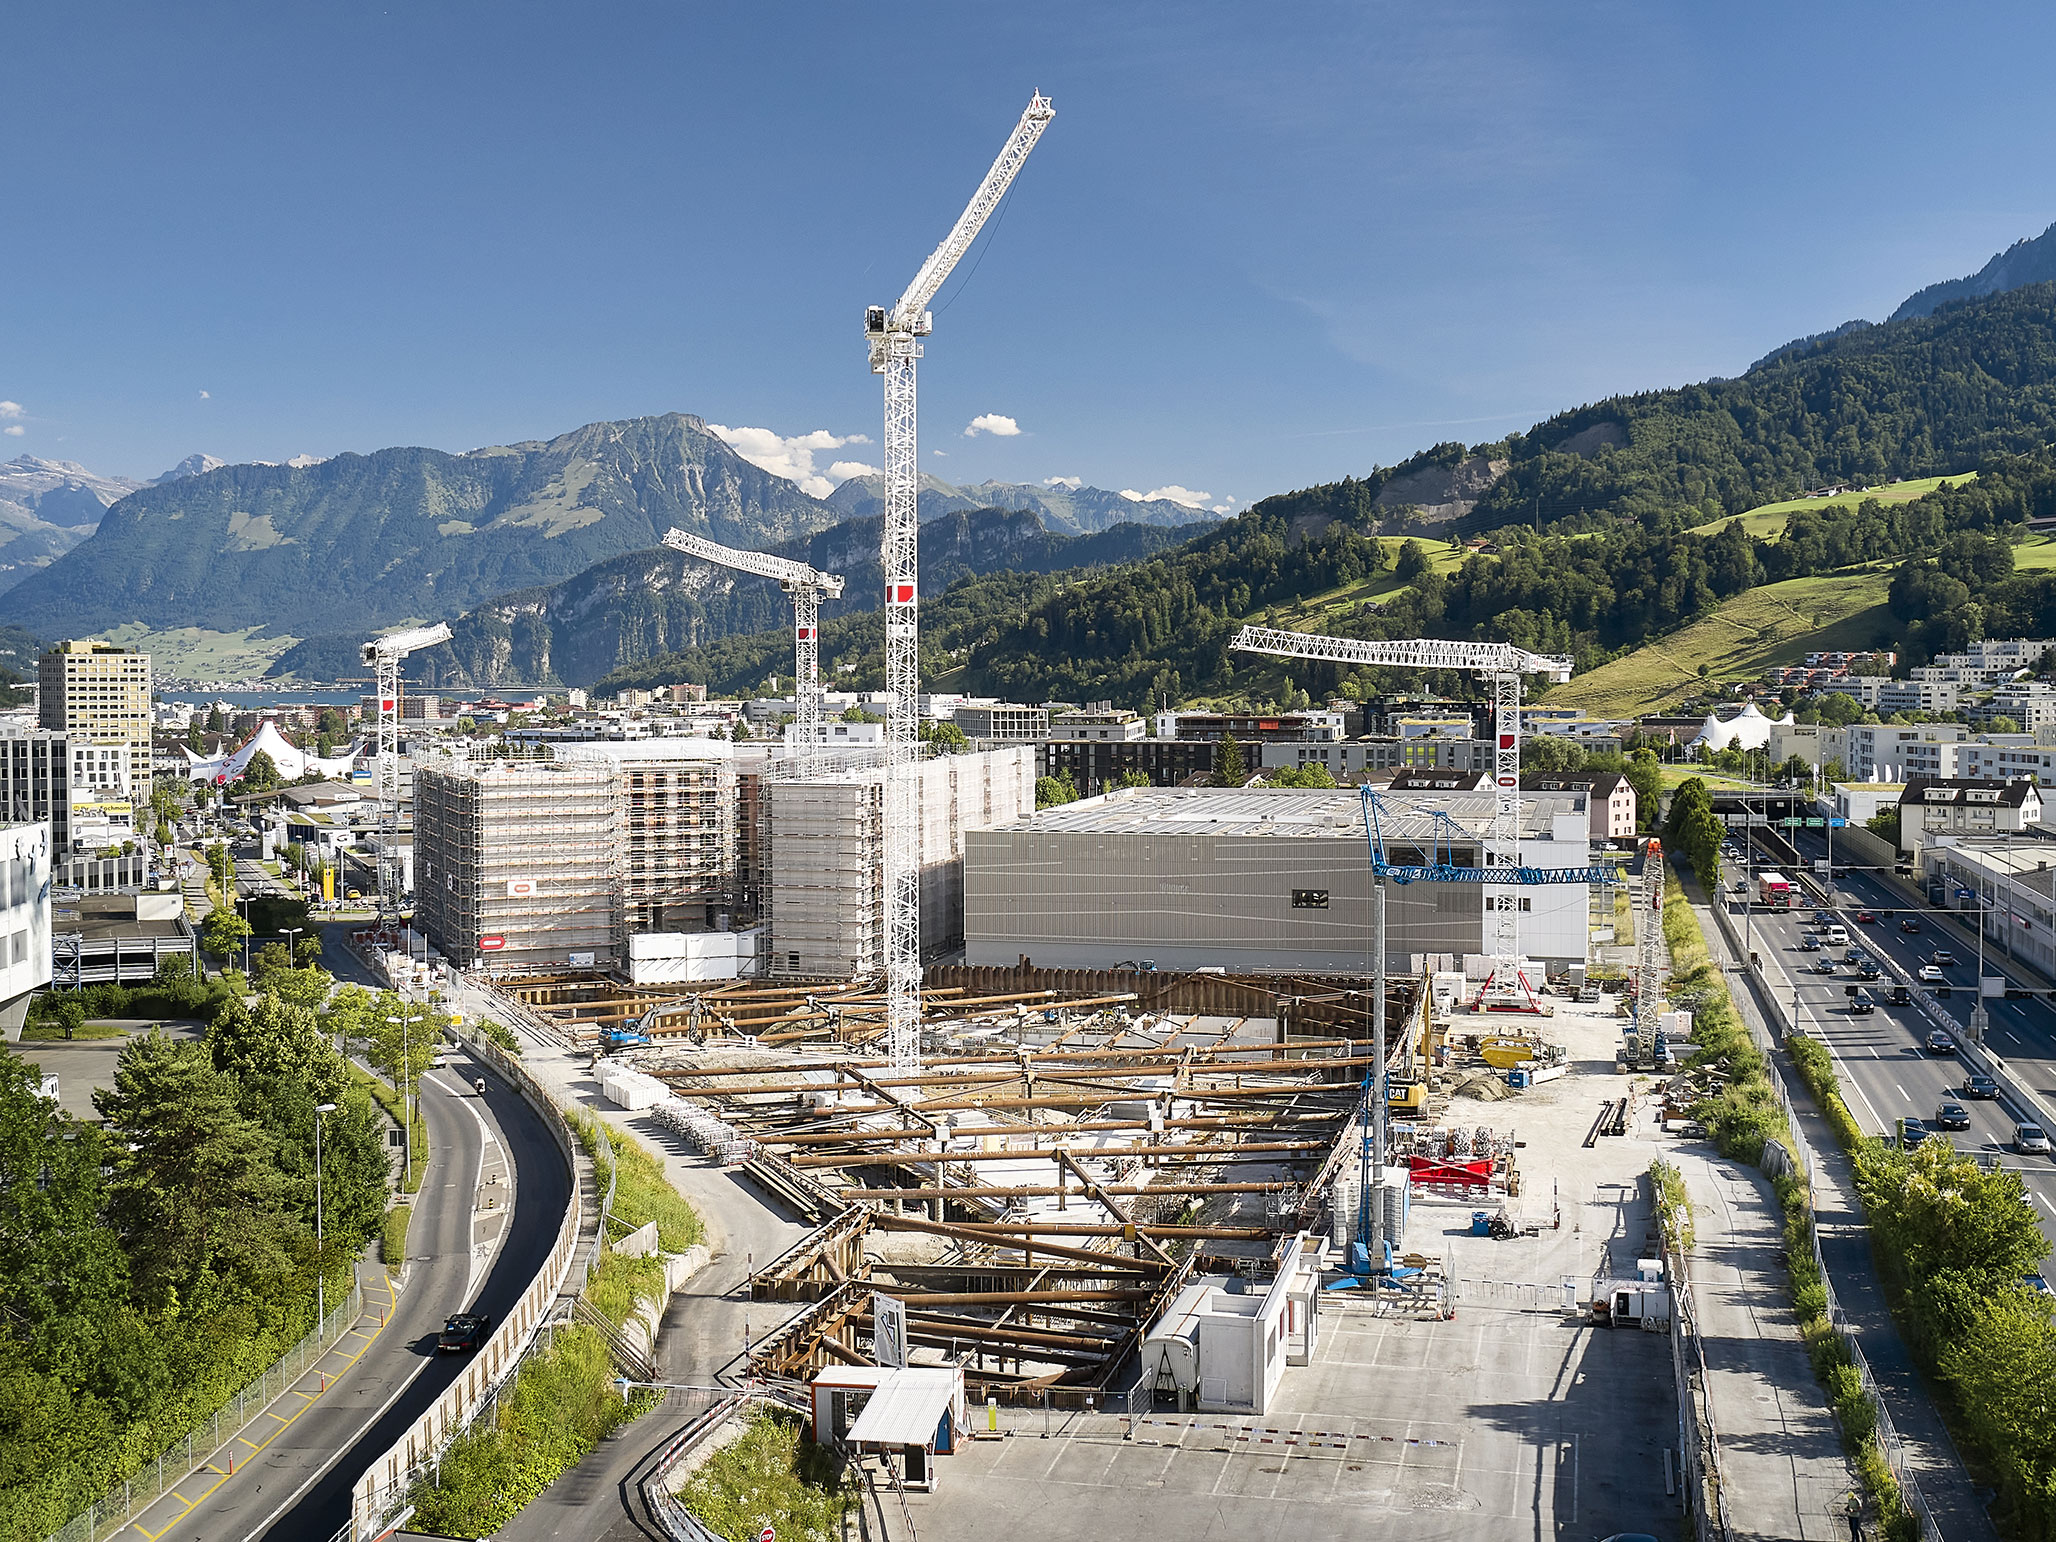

{"left": 0, "top": 727, "right": 72, "bottom": 853}
{"left": 39, "top": 640, "right": 153, "bottom": 792}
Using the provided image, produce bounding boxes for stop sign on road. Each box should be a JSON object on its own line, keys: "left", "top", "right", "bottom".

{"left": 758, "top": 1528, "right": 775, "bottom": 1542}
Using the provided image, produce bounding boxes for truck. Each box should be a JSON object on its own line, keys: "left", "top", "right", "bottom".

{"left": 1755, "top": 871, "right": 1793, "bottom": 908}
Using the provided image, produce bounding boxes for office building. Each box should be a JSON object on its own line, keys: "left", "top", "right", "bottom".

{"left": 0, "top": 727, "right": 71, "bottom": 854}
{"left": 0, "top": 820, "right": 53, "bottom": 1037}
{"left": 39, "top": 640, "right": 153, "bottom": 791}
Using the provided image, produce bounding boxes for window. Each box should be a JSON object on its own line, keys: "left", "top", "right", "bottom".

{"left": 1291, "top": 889, "right": 1329, "bottom": 909}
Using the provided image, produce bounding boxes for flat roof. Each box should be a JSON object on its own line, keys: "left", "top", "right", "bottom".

{"left": 995, "top": 786, "right": 1583, "bottom": 841}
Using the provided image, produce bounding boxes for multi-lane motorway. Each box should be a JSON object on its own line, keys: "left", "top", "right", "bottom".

{"left": 1734, "top": 825, "right": 2056, "bottom": 1252}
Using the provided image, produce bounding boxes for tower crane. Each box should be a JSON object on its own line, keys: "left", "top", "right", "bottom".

{"left": 1230, "top": 624, "right": 1573, "bottom": 1002}
{"left": 361, "top": 622, "right": 453, "bottom": 917}
{"left": 661, "top": 529, "right": 845, "bottom": 770}
{"left": 1627, "top": 838, "right": 1671, "bottom": 1070}
{"left": 865, "top": 92, "right": 1055, "bottom": 1076}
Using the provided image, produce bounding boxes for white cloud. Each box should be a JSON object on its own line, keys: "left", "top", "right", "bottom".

{"left": 0, "top": 402, "right": 22, "bottom": 419}
{"left": 826, "top": 459, "right": 880, "bottom": 483}
{"left": 963, "top": 413, "right": 1021, "bottom": 438}
{"left": 2, "top": 426, "right": 21, "bottom": 438}
{"left": 199, "top": 389, "right": 211, "bottom": 399}
{"left": 1122, "top": 485, "right": 1214, "bottom": 509}
{"left": 1044, "top": 475, "right": 1082, "bottom": 489}
{"left": 932, "top": 450, "right": 948, "bottom": 457}
{"left": 706, "top": 423, "right": 873, "bottom": 500}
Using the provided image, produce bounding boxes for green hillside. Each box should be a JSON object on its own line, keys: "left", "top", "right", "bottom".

{"left": 1684, "top": 473, "right": 1975, "bottom": 539}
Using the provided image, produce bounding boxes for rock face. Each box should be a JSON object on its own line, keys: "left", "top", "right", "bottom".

{"left": 269, "top": 504, "right": 1192, "bottom": 688}
{"left": 5, "top": 413, "right": 847, "bottom": 637}
{"left": 1892, "top": 221, "right": 2056, "bottom": 321}
{"left": 825, "top": 473, "right": 1219, "bottom": 534}
{"left": 1372, "top": 454, "right": 1511, "bottom": 524}
{"left": 0, "top": 455, "right": 146, "bottom": 594}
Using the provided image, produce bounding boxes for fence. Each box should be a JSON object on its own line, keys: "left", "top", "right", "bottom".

{"left": 345, "top": 1023, "right": 587, "bottom": 1539}
{"left": 1706, "top": 888, "right": 1947, "bottom": 1542}
{"left": 642, "top": 1383, "right": 817, "bottom": 1542}
{"left": 43, "top": 1279, "right": 366, "bottom": 1542}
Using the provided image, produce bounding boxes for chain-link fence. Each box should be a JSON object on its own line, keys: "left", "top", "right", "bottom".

{"left": 43, "top": 1279, "right": 366, "bottom": 1542}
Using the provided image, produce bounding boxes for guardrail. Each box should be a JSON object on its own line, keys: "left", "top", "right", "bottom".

{"left": 43, "top": 1280, "right": 367, "bottom": 1542}
{"left": 345, "top": 1026, "right": 585, "bottom": 1539}
{"left": 1706, "top": 890, "right": 1947, "bottom": 1542}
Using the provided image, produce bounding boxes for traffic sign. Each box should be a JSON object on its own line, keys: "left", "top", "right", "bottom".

{"left": 760, "top": 1528, "right": 775, "bottom": 1542}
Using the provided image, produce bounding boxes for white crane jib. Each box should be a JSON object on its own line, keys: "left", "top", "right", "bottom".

{"left": 866, "top": 92, "right": 1054, "bottom": 1078}
{"left": 360, "top": 621, "right": 453, "bottom": 916}
{"left": 1230, "top": 624, "right": 1576, "bottom": 999}
{"left": 662, "top": 529, "right": 845, "bottom": 768}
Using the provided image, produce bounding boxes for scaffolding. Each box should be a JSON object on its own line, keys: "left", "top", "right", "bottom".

{"left": 413, "top": 759, "right": 621, "bottom": 971}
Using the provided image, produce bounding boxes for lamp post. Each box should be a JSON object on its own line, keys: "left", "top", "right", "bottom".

{"left": 236, "top": 893, "right": 255, "bottom": 975}
{"left": 281, "top": 925, "right": 304, "bottom": 968}
{"left": 384, "top": 1012, "right": 426, "bottom": 1177}
{"left": 315, "top": 1100, "right": 337, "bottom": 1322}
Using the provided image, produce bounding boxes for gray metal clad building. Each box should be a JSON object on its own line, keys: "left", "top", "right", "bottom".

{"left": 962, "top": 786, "right": 1592, "bottom": 974}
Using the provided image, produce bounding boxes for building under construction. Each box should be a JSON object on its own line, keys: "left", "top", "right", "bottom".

{"left": 761, "top": 746, "right": 1034, "bottom": 980}
{"left": 414, "top": 758, "right": 622, "bottom": 970}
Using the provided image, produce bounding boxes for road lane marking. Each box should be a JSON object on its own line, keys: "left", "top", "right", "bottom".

{"left": 1895, "top": 1084, "right": 1910, "bottom": 1102}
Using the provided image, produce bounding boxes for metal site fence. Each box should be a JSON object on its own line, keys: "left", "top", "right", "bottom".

{"left": 1707, "top": 885, "right": 1947, "bottom": 1542}
{"left": 44, "top": 1279, "right": 366, "bottom": 1542}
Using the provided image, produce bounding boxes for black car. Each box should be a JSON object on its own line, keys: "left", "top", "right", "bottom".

{"left": 1925, "top": 1028, "right": 1958, "bottom": 1055}
{"left": 1848, "top": 992, "right": 1876, "bottom": 1015}
{"left": 1901, "top": 918, "right": 1922, "bottom": 934}
{"left": 1965, "top": 1074, "right": 2001, "bottom": 1100}
{"left": 1934, "top": 1102, "right": 1972, "bottom": 1131}
{"left": 1890, "top": 983, "right": 1912, "bottom": 1004}
{"left": 1816, "top": 958, "right": 1839, "bottom": 976}
{"left": 438, "top": 1313, "right": 491, "bottom": 1353}
{"left": 1901, "top": 1118, "right": 1932, "bottom": 1148}
{"left": 1858, "top": 960, "right": 1881, "bottom": 980}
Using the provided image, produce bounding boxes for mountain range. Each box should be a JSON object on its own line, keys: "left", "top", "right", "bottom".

{"left": 267, "top": 503, "right": 1189, "bottom": 687}
{"left": 823, "top": 473, "right": 1220, "bottom": 534}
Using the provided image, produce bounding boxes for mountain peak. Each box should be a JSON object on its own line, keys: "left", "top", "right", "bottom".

{"left": 152, "top": 453, "right": 226, "bottom": 483}
{"left": 823, "top": 471, "right": 1221, "bottom": 535}
{"left": 1891, "top": 220, "right": 2056, "bottom": 322}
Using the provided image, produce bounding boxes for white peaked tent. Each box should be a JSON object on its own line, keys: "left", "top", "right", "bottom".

{"left": 1689, "top": 701, "right": 1789, "bottom": 754}
{"left": 184, "top": 719, "right": 365, "bottom": 785}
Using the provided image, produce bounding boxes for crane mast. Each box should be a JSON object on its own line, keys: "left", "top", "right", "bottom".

{"left": 662, "top": 529, "right": 845, "bottom": 770}
{"left": 360, "top": 621, "right": 453, "bottom": 917}
{"left": 865, "top": 92, "right": 1054, "bottom": 1076}
{"left": 1231, "top": 624, "right": 1574, "bottom": 1002}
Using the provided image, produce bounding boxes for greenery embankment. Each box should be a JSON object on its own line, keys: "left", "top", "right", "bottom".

{"left": 352, "top": 1065, "right": 429, "bottom": 1194}
{"left": 0, "top": 985, "right": 391, "bottom": 1539}
{"left": 382, "top": 1205, "right": 411, "bottom": 1273}
{"left": 403, "top": 1098, "right": 706, "bottom": 1535}
{"left": 1664, "top": 870, "right": 1918, "bottom": 1539}
{"left": 1784, "top": 1026, "right": 2056, "bottom": 1538}
{"left": 676, "top": 1411, "right": 858, "bottom": 1542}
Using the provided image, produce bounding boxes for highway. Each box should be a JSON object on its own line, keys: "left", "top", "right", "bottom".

{"left": 1732, "top": 825, "right": 2056, "bottom": 1255}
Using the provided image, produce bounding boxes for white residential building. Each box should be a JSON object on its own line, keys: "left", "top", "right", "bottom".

{"left": 1897, "top": 777, "right": 2044, "bottom": 855}
{"left": 0, "top": 820, "right": 53, "bottom": 1039}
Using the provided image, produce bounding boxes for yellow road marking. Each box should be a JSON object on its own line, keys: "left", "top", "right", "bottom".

{"left": 115, "top": 1276, "right": 399, "bottom": 1541}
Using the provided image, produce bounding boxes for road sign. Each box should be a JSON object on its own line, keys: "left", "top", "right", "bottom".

{"left": 873, "top": 1291, "right": 908, "bottom": 1368}
{"left": 478, "top": 935, "right": 507, "bottom": 952}
{"left": 760, "top": 1528, "right": 775, "bottom": 1542}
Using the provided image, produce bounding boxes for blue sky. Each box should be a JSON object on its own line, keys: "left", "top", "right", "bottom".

{"left": 5, "top": 2, "right": 2056, "bottom": 510}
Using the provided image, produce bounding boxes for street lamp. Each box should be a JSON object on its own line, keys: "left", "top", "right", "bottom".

{"left": 385, "top": 1012, "right": 426, "bottom": 1176}
{"left": 281, "top": 925, "right": 304, "bottom": 968}
{"left": 315, "top": 1100, "right": 337, "bottom": 1322}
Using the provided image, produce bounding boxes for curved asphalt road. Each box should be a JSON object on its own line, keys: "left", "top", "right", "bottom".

{"left": 244, "top": 1043, "right": 571, "bottom": 1540}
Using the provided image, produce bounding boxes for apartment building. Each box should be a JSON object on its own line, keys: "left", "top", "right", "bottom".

{"left": 1896, "top": 777, "right": 2044, "bottom": 854}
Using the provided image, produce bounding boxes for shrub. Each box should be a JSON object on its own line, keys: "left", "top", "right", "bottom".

{"left": 382, "top": 1205, "right": 411, "bottom": 1273}
{"left": 676, "top": 1411, "right": 857, "bottom": 1542}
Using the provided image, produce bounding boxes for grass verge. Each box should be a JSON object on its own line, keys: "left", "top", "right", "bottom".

{"left": 584, "top": 1249, "right": 666, "bottom": 1332}
{"left": 1668, "top": 869, "right": 1918, "bottom": 1539}
{"left": 1650, "top": 1158, "right": 1694, "bottom": 1250}
{"left": 676, "top": 1411, "right": 858, "bottom": 1542}
{"left": 568, "top": 1108, "right": 706, "bottom": 1251}
{"left": 18, "top": 1020, "right": 130, "bottom": 1041}
{"left": 352, "top": 1064, "right": 428, "bottom": 1194}
{"left": 381, "top": 1204, "right": 410, "bottom": 1274}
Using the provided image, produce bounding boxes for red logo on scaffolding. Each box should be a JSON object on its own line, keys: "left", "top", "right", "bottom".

{"left": 478, "top": 935, "right": 506, "bottom": 952}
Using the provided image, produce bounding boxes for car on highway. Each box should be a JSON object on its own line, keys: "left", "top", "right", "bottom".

{"left": 1900, "top": 918, "right": 1922, "bottom": 933}
{"left": 1932, "top": 949, "right": 1957, "bottom": 967}
{"left": 1848, "top": 992, "right": 1876, "bottom": 1015}
{"left": 1933, "top": 1102, "right": 1972, "bottom": 1131}
{"left": 1965, "top": 1074, "right": 2000, "bottom": 1099}
{"left": 1856, "top": 910, "right": 1876, "bottom": 923}
{"left": 1890, "top": 983, "right": 1912, "bottom": 1005}
{"left": 1813, "top": 909, "right": 1834, "bottom": 926}
{"left": 1842, "top": 948, "right": 1862, "bottom": 964}
{"left": 1799, "top": 934, "right": 1821, "bottom": 951}
{"left": 1817, "top": 959, "right": 1840, "bottom": 976}
{"left": 1925, "top": 1028, "right": 1957, "bottom": 1054}
{"left": 2017, "top": 1123, "right": 2052, "bottom": 1156}
{"left": 1918, "top": 965, "right": 1946, "bottom": 983}
{"left": 1858, "top": 959, "right": 1881, "bottom": 979}
{"left": 438, "top": 1313, "right": 491, "bottom": 1353}
{"left": 1900, "top": 1118, "right": 1932, "bottom": 1148}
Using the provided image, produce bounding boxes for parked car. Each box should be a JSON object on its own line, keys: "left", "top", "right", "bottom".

{"left": 1932, "top": 949, "right": 1957, "bottom": 967}
{"left": 1918, "top": 965, "right": 1946, "bottom": 983}
{"left": 2026, "top": 1275, "right": 2055, "bottom": 1297}
{"left": 1856, "top": 910, "right": 1876, "bottom": 923}
{"left": 437, "top": 1313, "right": 491, "bottom": 1353}
{"left": 1933, "top": 1102, "right": 1972, "bottom": 1131}
{"left": 1900, "top": 1118, "right": 1932, "bottom": 1148}
{"left": 1965, "top": 1074, "right": 2000, "bottom": 1099}
{"left": 1900, "top": 918, "right": 1922, "bottom": 934}
{"left": 1925, "top": 1028, "right": 1957, "bottom": 1054}
{"left": 2017, "top": 1123, "right": 2052, "bottom": 1155}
